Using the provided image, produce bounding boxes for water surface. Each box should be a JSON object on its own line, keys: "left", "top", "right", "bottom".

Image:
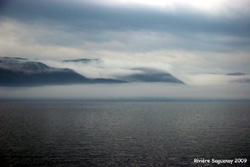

{"left": 0, "top": 102, "right": 249, "bottom": 166}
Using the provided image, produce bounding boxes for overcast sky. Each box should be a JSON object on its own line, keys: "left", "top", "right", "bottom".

{"left": 0, "top": 0, "right": 250, "bottom": 100}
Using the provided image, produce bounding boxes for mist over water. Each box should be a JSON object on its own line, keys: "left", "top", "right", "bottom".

{"left": 1, "top": 83, "right": 250, "bottom": 100}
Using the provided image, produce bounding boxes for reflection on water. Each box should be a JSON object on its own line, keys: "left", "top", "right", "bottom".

{"left": 0, "top": 102, "right": 250, "bottom": 166}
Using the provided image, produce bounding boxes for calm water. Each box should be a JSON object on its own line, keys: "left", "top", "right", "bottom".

{"left": 0, "top": 102, "right": 249, "bottom": 166}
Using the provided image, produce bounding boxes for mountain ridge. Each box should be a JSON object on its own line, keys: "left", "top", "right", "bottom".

{"left": 0, "top": 57, "right": 185, "bottom": 86}
{"left": 0, "top": 57, "right": 126, "bottom": 86}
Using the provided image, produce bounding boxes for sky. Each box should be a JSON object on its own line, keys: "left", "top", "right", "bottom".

{"left": 0, "top": 0, "right": 250, "bottom": 100}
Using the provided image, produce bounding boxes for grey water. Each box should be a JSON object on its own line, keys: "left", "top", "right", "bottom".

{"left": 0, "top": 102, "right": 249, "bottom": 166}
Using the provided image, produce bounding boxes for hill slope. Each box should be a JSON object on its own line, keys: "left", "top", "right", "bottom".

{"left": 0, "top": 57, "right": 125, "bottom": 86}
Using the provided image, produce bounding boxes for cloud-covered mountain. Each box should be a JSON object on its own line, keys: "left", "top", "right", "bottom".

{"left": 62, "top": 58, "right": 185, "bottom": 84}
{"left": 116, "top": 68, "right": 184, "bottom": 84}
{"left": 0, "top": 57, "right": 185, "bottom": 86}
{"left": 232, "top": 79, "right": 250, "bottom": 83}
{"left": 63, "top": 58, "right": 99, "bottom": 63}
{"left": 226, "top": 72, "right": 246, "bottom": 76}
{"left": 0, "top": 57, "right": 125, "bottom": 86}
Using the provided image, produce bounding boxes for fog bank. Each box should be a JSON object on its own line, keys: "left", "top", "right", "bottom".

{"left": 1, "top": 83, "right": 249, "bottom": 100}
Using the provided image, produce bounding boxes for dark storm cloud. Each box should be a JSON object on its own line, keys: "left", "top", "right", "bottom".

{"left": 1, "top": 0, "right": 250, "bottom": 37}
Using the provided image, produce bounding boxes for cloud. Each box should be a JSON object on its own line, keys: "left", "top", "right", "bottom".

{"left": 87, "top": 0, "right": 250, "bottom": 16}
{"left": 1, "top": 19, "right": 249, "bottom": 85}
{"left": 183, "top": 74, "right": 250, "bottom": 85}
{"left": 0, "top": 18, "right": 249, "bottom": 84}
{"left": 1, "top": 19, "right": 249, "bottom": 55}
{"left": 39, "top": 57, "right": 250, "bottom": 86}
{"left": 1, "top": 0, "right": 250, "bottom": 36}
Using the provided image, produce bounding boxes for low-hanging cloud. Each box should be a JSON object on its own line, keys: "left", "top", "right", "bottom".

{"left": 40, "top": 58, "right": 250, "bottom": 85}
